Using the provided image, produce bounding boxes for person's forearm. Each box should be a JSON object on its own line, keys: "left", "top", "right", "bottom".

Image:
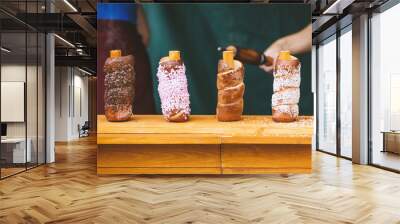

{"left": 137, "top": 6, "right": 150, "bottom": 47}
{"left": 278, "top": 24, "right": 312, "bottom": 55}
{"left": 260, "top": 24, "right": 312, "bottom": 73}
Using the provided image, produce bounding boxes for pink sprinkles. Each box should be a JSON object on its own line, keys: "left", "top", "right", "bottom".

{"left": 157, "top": 63, "right": 191, "bottom": 117}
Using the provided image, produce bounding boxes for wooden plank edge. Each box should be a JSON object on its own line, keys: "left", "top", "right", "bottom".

{"left": 221, "top": 137, "right": 312, "bottom": 145}
{"left": 222, "top": 168, "right": 312, "bottom": 174}
{"left": 97, "top": 134, "right": 222, "bottom": 145}
{"left": 97, "top": 134, "right": 312, "bottom": 145}
{"left": 97, "top": 167, "right": 222, "bottom": 175}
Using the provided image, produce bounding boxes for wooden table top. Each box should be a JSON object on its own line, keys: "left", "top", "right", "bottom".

{"left": 97, "top": 115, "right": 314, "bottom": 145}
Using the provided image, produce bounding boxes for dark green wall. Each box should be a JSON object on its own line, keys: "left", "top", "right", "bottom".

{"left": 144, "top": 4, "right": 313, "bottom": 115}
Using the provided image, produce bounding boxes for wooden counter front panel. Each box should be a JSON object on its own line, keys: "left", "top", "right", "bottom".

{"left": 221, "top": 144, "right": 311, "bottom": 174}
{"left": 97, "top": 115, "right": 313, "bottom": 175}
{"left": 98, "top": 144, "right": 221, "bottom": 171}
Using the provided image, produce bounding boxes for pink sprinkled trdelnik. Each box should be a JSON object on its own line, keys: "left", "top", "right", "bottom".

{"left": 156, "top": 63, "right": 191, "bottom": 119}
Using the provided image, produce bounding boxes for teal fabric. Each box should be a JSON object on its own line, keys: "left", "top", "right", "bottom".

{"left": 143, "top": 4, "right": 312, "bottom": 115}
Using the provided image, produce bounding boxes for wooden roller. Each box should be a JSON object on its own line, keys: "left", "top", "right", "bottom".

{"left": 218, "top": 45, "right": 274, "bottom": 67}
{"left": 169, "top": 50, "right": 181, "bottom": 61}
{"left": 110, "top": 49, "right": 122, "bottom": 58}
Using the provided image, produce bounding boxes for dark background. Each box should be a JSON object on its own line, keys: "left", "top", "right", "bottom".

{"left": 143, "top": 4, "right": 312, "bottom": 115}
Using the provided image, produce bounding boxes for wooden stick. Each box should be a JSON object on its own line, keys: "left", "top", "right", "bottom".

{"left": 169, "top": 50, "right": 181, "bottom": 61}
{"left": 110, "top": 50, "right": 121, "bottom": 58}
{"left": 278, "top": 51, "right": 291, "bottom": 60}
{"left": 223, "top": 50, "right": 234, "bottom": 69}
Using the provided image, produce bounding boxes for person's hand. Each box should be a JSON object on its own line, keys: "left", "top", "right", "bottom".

{"left": 259, "top": 39, "right": 285, "bottom": 74}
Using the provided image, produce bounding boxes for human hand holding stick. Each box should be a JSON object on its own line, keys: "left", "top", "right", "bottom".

{"left": 217, "top": 45, "right": 274, "bottom": 68}
{"left": 260, "top": 24, "right": 312, "bottom": 73}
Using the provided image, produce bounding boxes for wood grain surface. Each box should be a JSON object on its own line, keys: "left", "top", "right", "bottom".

{"left": 222, "top": 168, "right": 312, "bottom": 174}
{"left": 98, "top": 144, "right": 220, "bottom": 168}
{"left": 97, "top": 167, "right": 221, "bottom": 175}
{"left": 97, "top": 115, "right": 313, "bottom": 145}
{"left": 221, "top": 144, "right": 311, "bottom": 168}
{"left": 97, "top": 133, "right": 221, "bottom": 145}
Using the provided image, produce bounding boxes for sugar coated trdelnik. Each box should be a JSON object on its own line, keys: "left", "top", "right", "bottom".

{"left": 271, "top": 51, "right": 301, "bottom": 122}
{"left": 156, "top": 50, "right": 191, "bottom": 122}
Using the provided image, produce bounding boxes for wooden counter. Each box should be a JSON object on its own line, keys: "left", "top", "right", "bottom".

{"left": 97, "top": 115, "right": 313, "bottom": 175}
